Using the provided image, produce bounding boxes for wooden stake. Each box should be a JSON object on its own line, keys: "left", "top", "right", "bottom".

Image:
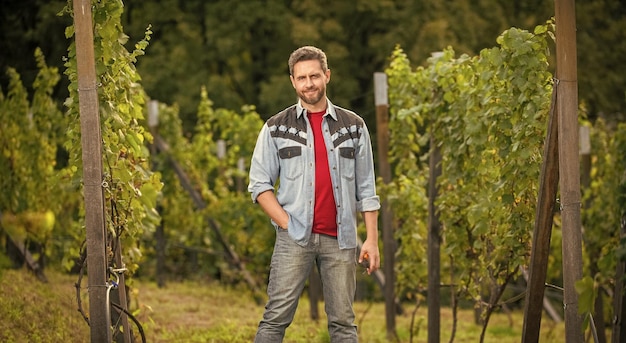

{"left": 613, "top": 223, "right": 626, "bottom": 342}
{"left": 72, "top": 0, "right": 110, "bottom": 341}
{"left": 374, "top": 72, "right": 397, "bottom": 340}
{"left": 427, "top": 52, "right": 444, "bottom": 343}
{"left": 555, "top": 0, "right": 584, "bottom": 341}
{"left": 427, "top": 137, "right": 442, "bottom": 343}
{"left": 522, "top": 86, "right": 560, "bottom": 343}
{"left": 111, "top": 237, "right": 131, "bottom": 343}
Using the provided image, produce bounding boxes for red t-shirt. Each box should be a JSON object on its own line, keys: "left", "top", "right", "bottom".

{"left": 307, "top": 110, "right": 338, "bottom": 237}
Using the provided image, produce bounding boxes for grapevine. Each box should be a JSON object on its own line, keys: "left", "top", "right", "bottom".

{"left": 0, "top": 48, "right": 66, "bottom": 276}
{"left": 386, "top": 21, "right": 554, "bottom": 341}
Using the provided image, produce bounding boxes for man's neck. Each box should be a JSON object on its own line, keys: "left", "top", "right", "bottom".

{"left": 301, "top": 97, "right": 328, "bottom": 113}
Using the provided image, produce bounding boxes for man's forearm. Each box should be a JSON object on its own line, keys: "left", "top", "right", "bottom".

{"left": 360, "top": 210, "right": 380, "bottom": 273}
{"left": 362, "top": 210, "right": 379, "bottom": 241}
{"left": 256, "top": 190, "right": 289, "bottom": 229}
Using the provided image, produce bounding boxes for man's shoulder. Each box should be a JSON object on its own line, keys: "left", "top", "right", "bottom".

{"left": 333, "top": 105, "right": 365, "bottom": 126}
{"left": 266, "top": 105, "right": 298, "bottom": 127}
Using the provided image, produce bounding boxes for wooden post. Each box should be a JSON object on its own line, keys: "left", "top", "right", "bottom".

{"left": 579, "top": 126, "right": 591, "bottom": 189}
{"left": 555, "top": 0, "right": 584, "bottom": 341}
{"left": 374, "top": 72, "right": 397, "bottom": 339}
{"left": 613, "top": 221, "right": 626, "bottom": 343}
{"left": 427, "top": 135, "right": 441, "bottom": 343}
{"left": 148, "top": 100, "right": 166, "bottom": 288}
{"left": 112, "top": 238, "right": 131, "bottom": 343}
{"left": 522, "top": 87, "right": 560, "bottom": 343}
{"left": 427, "top": 52, "right": 444, "bottom": 343}
{"left": 579, "top": 126, "right": 608, "bottom": 343}
{"left": 217, "top": 139, "right": 227, "bottom": 194}
{"left": 72, "top": 0, "right": 110, "bottom": 341}
{"left": 147, "top": 100, "right": 159, "bottom": 130}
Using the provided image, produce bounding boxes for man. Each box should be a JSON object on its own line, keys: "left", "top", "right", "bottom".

{"left": 248, "top": 45, "right": 380, "bottom": 342}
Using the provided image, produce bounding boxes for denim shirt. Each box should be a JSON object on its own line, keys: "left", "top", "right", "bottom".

{"left": 248, "top": 99, "right": 380, "bottom": 249}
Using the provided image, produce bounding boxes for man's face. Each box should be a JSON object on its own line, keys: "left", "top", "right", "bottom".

{"left": 290, "top": 60, "right": 331, "bottom": 107}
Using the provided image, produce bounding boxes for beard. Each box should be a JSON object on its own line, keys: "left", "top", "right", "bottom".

{"left": 298, "top": 86, "right": 325, "bottom": 106}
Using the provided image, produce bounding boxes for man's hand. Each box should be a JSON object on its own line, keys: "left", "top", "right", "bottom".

{"left": 359, "top": 239, "right": 380, "bottom": 275}
{"left": 256, "top": 191, "right": 289, "bottom": 229}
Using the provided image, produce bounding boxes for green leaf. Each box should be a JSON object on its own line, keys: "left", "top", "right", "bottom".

{"left": 575, "top": 276, "right": 595, "bottom": 315}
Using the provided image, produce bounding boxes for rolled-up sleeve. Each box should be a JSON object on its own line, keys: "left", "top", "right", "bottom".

{"left": 248, "top": 124, "right": 279, "bottom": 203}
{"left": 355, "top": 123, "right": 380, "bottom": 212}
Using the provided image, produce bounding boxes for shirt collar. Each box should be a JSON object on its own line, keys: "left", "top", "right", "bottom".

{"left": 296, "top": 98, "right": 338, "bottom": 121}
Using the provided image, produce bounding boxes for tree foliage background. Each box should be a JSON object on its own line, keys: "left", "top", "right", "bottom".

{"left": 1, "top": 0, "right": 624, "bottom": 133}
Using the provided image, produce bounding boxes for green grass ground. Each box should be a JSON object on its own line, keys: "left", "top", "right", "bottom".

{"left": 0, "top": 268, "right": 567, "bottom": 342}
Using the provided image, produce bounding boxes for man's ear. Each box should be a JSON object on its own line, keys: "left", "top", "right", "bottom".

{"left": 290, "top": 75, "right": 297, "bottom": 89}
{"left": 326, "top": 69, "right": 331, "bottom": 84}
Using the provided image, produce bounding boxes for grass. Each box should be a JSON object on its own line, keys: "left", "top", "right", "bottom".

{"left": 0, "top": 267, "right": 568, "bottom": 342}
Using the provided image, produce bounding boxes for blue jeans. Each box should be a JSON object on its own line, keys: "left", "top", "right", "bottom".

{"left": 254, "top": 231, "right": 358, "bottom": 343}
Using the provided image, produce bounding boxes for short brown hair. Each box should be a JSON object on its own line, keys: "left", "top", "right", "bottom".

{"left": 288, "top": 46, "right": 328, "bottom": 75}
